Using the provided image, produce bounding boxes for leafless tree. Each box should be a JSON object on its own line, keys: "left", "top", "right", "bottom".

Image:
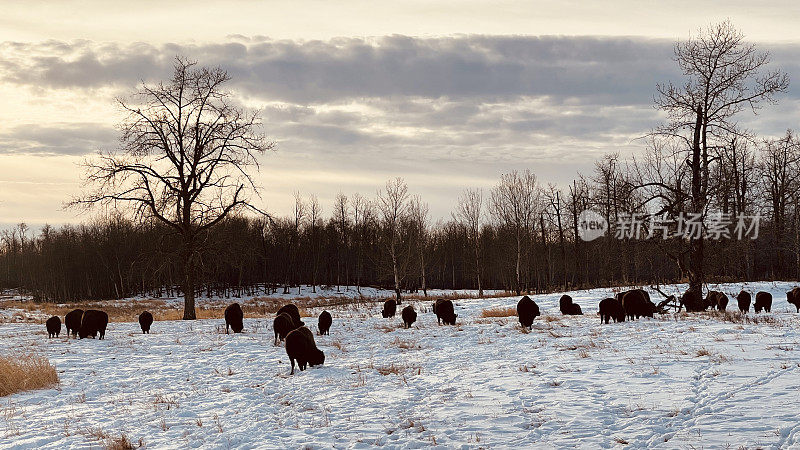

{"left": 646, "top": 21, "right": 789, "bottom": 295}
{"left": 455, "top": 188, "right": 483, "bottom": 296}
{"left": 409, "top": 195, "right": 430, "bottom": 296}
{"left": 490, "top": 170, "right": 538, "bottom": 294}
{"left": 70, "top": 57, "right": 273, "bottom": 319}
{"left": 377, "top": 178, "right": 410, "bottom": 302}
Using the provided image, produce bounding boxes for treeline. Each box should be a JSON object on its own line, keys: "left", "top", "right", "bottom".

{"left": 3, "top": 130, "right": 800, "bottom": 302}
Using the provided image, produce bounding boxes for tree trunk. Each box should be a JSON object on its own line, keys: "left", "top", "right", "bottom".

{"left": 182, "top": 241, "right": 197, "bottom": 320}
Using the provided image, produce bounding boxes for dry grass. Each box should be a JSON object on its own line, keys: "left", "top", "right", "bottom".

{"left": 0, "top": 354, "right": 59, "bottom": 397}
{"left": 390, "top": 337, "right": 420, "bottom": 350}
{"left": 480, "top": 307, "right": 517, "bottom": 318}
{"left": 103, "top": 433, "right": 141, "bottom": 450}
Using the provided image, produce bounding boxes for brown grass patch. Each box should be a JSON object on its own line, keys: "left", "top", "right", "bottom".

{"left": 103, "top": 433, "right": 142, "bottom": 450}
{"left": 480, "top": 307, "right": 517, "bottom": 318}
{"left": 0, "top": 354, "right": 59, "bottom": 397}
{"left": 390, "top": 337, "right": 421, "bottom": 350}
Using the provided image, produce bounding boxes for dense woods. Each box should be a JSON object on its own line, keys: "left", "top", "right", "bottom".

{"left": 2, "top": 136, "right": 800, "bottom": 303}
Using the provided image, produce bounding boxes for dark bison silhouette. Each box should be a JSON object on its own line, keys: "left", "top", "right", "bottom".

{"left": 277, "top": 304, "right": 304, "bottom": 328}
{"left": 787, "top": 287, "right": 800, "bottom": 312}
{"left": 65, "top": 308, "right": 84, "bottom": 338}
{"left": 705, "top": 291, "right": 728, "bottom": 311}
{"left": 622, "top": 290, "right": 657, "bottom": 319}
{"left": 736, "top": 290, "right": 751, "bottom": 313}
{"left": 318, "top": 310, "right": 332, "bottom": 335}
{"left": 516, "top": 295, "right": 540, "bottom": 330}
{"left": 566, "top": 303, "right": 583, "bottom": 315}
{"left": 273, "top": 313, "right": 295, "bottom": 345}
{"left": 46, "top": 316, "right": 61, "bottom": 338}
{"left": 433, "top": 299, "right": 457, "bottom": 325}
{"left": 224, "top": 303, "right": 244, "bottom": 334}
{"left": 79, "top": 310, "right": 108, "bottom": 339}
{"left": 401, "top": 305, "right": 417, "bottom": 328}
{"left": 559, "top": 294, "right": 583, "bottom": 315}
{"left": 680, "top": 289, "right": 709, "bottom": 312}
{"left": 138, "top": 311, "right": 153, "bottom": 334}
{"left": 382, "top": 300, "right": 397, "bottom": 318}
{"left": 285, "top": 326, "right": 325, "bottom": 374}
{"left": 754, "top": 291, "right": 772, "bottom": 313}
{"left": 598, "top": 298, "right": 625, "bottom": 324}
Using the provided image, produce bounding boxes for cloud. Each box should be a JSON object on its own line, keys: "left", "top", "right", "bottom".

{"left": 0, "top": 123, "right": 116, "bottom": 155}
{"left": 0, "top": 35, "right": 680, "bottom": 105}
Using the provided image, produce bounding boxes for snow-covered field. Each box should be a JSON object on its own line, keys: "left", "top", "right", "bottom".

{"left": 2, "top": 281, "right": 800, "bottom": 449}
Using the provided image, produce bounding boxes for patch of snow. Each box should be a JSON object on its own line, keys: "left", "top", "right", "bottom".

{"left": 1, "top": 281, "right": 799, "bottom": 448}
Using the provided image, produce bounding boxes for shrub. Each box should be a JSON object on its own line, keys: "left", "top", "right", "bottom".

{"left": 0, "top": 354, "right": 59, "bottom": 397}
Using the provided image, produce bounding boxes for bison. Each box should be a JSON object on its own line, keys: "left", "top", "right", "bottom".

{"left": 736, "top": 290, "right": 751, "bottom": 313}
{"left": 276, "top": 304, "right": 304, "bottom": 328}
{"left": 224, "top": 303, "right": 244, "bottom": 334}
{"left": 622, "top": 290, "right": 657, "bottom": 319}
{"left": 705, "top": 291, "right": 729, "bottom": 311}
{"left": 598, "top": 298, "right": 625, "bottom": 324}
{"left": 516, "top": 295, "right": 540, "bottom": 330}
{"left": 754, "top": 291, "right": 772, "bottom": 313}
{"left": 46, "top": 316, "right": 61, "bottom": 338}
{"left": 138, "top": 311, "right": 153, "bottom": 334}
{"left": 559, "top": 295, "right": 583, "bottom": 315}
{"left": 65, "top": 308, "right": 84, "bottom": 338}
{"left": 79, "top": 310, "right": 108, "bottom": 339}
{"left": 318, "top": 310, "right": 332, "bottom": 335}
{"left": 401, "top": 305, "right": 417, "bottom": 328}
{"left": 433, "top": 299, "right": 457, "bottom": 325}
{"left": 559, "top": 295, "right": 573, "bottom": 314}
{"left": 273, "top": 313, "right": 295, "bottom": 345}
{"left": 381, "top": 300, "right": 397, "bottom": 318}
{"left": 787, "top": 287, "right": 800, "bottom": 312}
{"left": 566, "top": 303, "right": 583, "bottom": 315}
{"left": 680, "top": 289, "right": 709, "bottom": 312}
{"left": 285, "top": 326, "right": 325, "bottom": 375}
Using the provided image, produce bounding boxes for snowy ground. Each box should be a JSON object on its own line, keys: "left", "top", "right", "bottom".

{"left": 2, "top": 281, "right": 800, "bottom": 449}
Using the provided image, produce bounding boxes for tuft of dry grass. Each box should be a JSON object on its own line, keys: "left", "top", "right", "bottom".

{"left": 695, "top": 347, "right": 711, "bottom": 357}
{"left": 390, "top": 337, "right": 420, "bottom": 350}
{"left": 480, "top": 307, "right": 517, "bottom": 318}
{"left": 103, "top": 433, "right": 141, "bottom": 450}
{"left": 0, "top": 354, "right": 59, "bottom": 397}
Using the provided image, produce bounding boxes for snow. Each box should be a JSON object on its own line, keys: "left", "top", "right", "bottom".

{"left": 2, "top": 281, "right": 800, "bottom": 448}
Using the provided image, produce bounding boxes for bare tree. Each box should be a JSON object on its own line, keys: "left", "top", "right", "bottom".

{"left": 760, "top": 130, "right": 800, "bottom": 277}
{"left": 71, "top": 58, "right": 273, "bottom": 319}
{"left": 332, "top": 193, "right": 349, "bottom": 292}
{"left": 409, "top": 195, "right": 430, "bottom": 297}
{"left": 377, "top": 178, "right": 410, "bottom": 302}
{"left": 307, "top": 194, "right": 322, "bottom": 293}
{"left": 490, "top": 170, "right": 538, "bottom": 294}
{"left": 648, "top": 21, "right": 788, "bottom": 295}
{"left": 455, "top": 188, "right": 483, "bottom": 296}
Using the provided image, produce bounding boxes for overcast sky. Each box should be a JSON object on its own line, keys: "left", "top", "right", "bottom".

{"left": 1, "top": 1, "right": 799, "bottom": 226}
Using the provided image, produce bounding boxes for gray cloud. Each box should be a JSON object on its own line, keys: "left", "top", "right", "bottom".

{"left": 1, "top": 36, "right": 681, "bottom": 105}
{"left": 0, "top": 123, "right": 116, "bottom": 155}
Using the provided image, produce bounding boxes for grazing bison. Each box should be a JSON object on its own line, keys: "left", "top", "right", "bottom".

{"left": 65, "top": 308, "right": 84, "bottom": 338}
{"left": 516, "top": 295, "right": 540, "bottom": 330}
{"left": 276, "top": 304, "right": 304, "bottom": 327}
{"left": 598, "top": 298, "right": 625, "bottom": 324}
{"left": 433, "top": 299, "right": 457, "bottom": 325}
{"left": 754, "top": 291, "right": 772, "bottom": 313}
{"left": 680, "top": 289, "right": 709, "bottom": 312}
{"left": 78, "top": 310, "right": 109, "bottom": 339}
{"left": 273, "top": 313, "right": 295, "bottom": 345}
{"left": 381, "top": 300, "right": 397, "bottom": 318}
{"left": 285, "top": 326, "right": 325, "bottom": 375}
{"left": 46, "top": 316, "right": 61, "bottom": 338}
{"left": 787, "top": 287, "right": 800, "bottom": 312}
{"left": 401, "top": 305, "right": 417, "bottom": 328}
{"left": 566, "top": 303, "right": 583, "bottom": 315}
{"left": 622, "top": 290, "right": 657, "bottom": 319}
{"left": 318, "top": 310, "right": 332, "bottom": 335}
{"left": 736, "top": 290, "right": 751, "bottom": 313}
{"left": 138, "top": 311, "right": 153, "bottom": 334}
{"left": 559, "top": 295, "right": 573, "bottom": 314}
{"left": 705, "top": 291, "right": 729, "bottom": 311}
{"left": 224, "top": 303, "right": 244, "bottom": 334}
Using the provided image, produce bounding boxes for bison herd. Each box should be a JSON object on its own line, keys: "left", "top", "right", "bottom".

{"left": 39, "top": 286, "right": 800, "bottom": 375}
